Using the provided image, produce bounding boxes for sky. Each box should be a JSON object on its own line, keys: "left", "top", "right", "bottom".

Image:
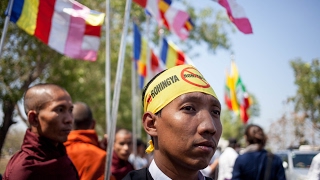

{"left": 186, "top": 0, "right": 320, "bottom": 131}
{"left": 2, "top": 0, "right": 320, "bottom": 133}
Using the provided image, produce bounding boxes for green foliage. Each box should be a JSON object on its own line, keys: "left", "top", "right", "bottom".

{"left": 221, "top": 109, "right": 244, "bottom": 140}
{"left": 289, "top": 58, "right": 320, "bottom": 128}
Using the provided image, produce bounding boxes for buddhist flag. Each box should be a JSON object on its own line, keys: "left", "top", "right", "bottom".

{"left": 8, "top": 0, "right": 105, "bottom": 61}
{"left": 133, "top": 0, "right": 193, "bottom": 40}
{"left": 160, "top": 37, "right": 193, "bottom": 69}
{"left": 133, "top": 23, "right": 163, "bottom": 89}
{"left": 158, "top": 0, "right": 194, "bottom": 40}
{"left": 213, "top": 0, "right": 252, "bottom": 34}
{"left": 133, "top": 0, "right": 161, "bottom": 22}
{"left": 225, "top": 61, "right": 251, "bottom": 124}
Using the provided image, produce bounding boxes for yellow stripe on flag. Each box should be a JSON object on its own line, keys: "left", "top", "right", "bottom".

{"left": 16, "top": 0, "right": 39, "bottom": 35}
{"left": 230, "top": 61, "right": 240, "bottom": 113}
{"left": 85, "top": 12, "right": 105, "bottom": 26}
{"left": 166, "top": 44, "right": 177, "bottom": 68}
{"left": 158, "top": 0, "right": 170, "bottom": 12}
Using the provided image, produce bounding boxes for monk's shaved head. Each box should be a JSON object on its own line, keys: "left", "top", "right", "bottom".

{"left": 115, "top": 128, "right": 132, "bottom": 137}
{"left": 72, "top": 102, "right": 93, "bottom": 130}
{"left": 24, "top": 83, "right": 68, "bottom": 114}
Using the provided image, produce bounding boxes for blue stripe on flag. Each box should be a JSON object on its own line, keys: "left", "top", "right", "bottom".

{"left": 8, "top": 0, "right": 24, "bottom": 23}
{"left": 160, "top": 38, "right": 169, "bottom": 65}
{"left": 133, "top": 23, "right": 141, "bottom": 62}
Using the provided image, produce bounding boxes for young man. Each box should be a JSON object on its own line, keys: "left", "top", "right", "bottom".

{"left": 64, "top": 102, "right": 115, "bottom": 180}
{"left": 111, "top": 128, "right": 135, "bottom": 180}
{"left": 124, "top": 64, "right": 222, "bottom": 180}
{"left": 3, "top": 83, "right": 79, "bottom": 180}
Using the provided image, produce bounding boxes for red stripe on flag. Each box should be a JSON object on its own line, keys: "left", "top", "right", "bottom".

{"left": 133, "top": 0, "right": 147, "bottom": 7}
{"left": 176, "top": 51, "right": 185, "bottom": 65}
{"left": 84, "top": 24, "right": 102, "bottom": 36}
{"left": 151, "top": 52, "right": 160, "bottom": 70}
{"left": 34, "top": 0, "right": 55, "bottom": 44}
{"left": 160, "top": 11, "right": 170, "bottom": 30}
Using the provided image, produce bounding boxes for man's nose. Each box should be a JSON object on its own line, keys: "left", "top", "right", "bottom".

{"left": 198, "top": 110, "right": 217, "bottom": 136}
{"left": 65, "top": 111, "right": 73, "bottom": 124}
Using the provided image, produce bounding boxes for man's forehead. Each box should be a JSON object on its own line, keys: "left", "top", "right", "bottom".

{"left": 174, "top": 92, "right": 221, "bottom": 106}
{"left": 115, "top": 132, "right": 132, "bottom": 139}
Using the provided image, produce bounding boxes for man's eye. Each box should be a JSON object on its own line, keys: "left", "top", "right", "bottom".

{"left": 57, "top": 107, "right": 64, "bottom": 112}
{"left": 182, "top": 106, "right": 195, "bottom": 111}
{"left": 212, "top": 110, "right": 220, "bottom": 115}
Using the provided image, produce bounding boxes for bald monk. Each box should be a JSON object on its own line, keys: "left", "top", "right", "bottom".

{"left": 111, "top": 128, "right": 135, "bottom": 180}
{"left": 3, "top": 83, "right": 79, "bottom": 180}
{"left": 64, "top": 102, "right": 115, "bottom": 180}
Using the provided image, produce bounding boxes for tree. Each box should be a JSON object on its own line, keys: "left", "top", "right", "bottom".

{"left": 289, "top": 58, "right": 320, "bottom": 145}
{"left": 0, "top": 0, "right": 233, "bottom": 156}
{"left": 268, "top": 111, "right": 309, "bottom": 151}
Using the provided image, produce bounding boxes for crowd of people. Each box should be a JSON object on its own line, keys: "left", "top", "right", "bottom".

{"left": 1, "top": 64, "right": 319, "bottom": 180}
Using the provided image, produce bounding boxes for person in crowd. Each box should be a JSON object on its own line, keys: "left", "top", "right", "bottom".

{"left": 64, "top": 102, "right": 115, "bottom": 180}
{"left": 201, "top": 146, "right": 221, "bottom": 179}
{"left": 307, "top": 152, "right": 320, "bottom": 180}
{"left": 3, "top": 83, "right": 79, "bottom": 180}
{"left": 232, "top": 124, "right": 286, "bottom": 180}
{"left": 123, "top": 64, "right": 222, "bottom": 180}
{"left": 218, "top": 138, "right": 239, "bottom": 180}
{"left": 129, "top": 138, "right": 149, "bottom": 170}
{"left": 111, "top": 128, "right": 135, "bottom": 180}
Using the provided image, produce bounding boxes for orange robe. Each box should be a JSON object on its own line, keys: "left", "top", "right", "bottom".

{"left": 64, "top": 129, "right": 115, "bottom": 180}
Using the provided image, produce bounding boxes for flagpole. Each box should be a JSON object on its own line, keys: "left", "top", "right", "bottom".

{"left": 104, "top": 0, "right": 111, "bottom": 178}
{"left": 157, "top": 24, "right": 167, "bottom": 70}
{"left": 105, "top": 0, "right": 132, "bottom": 179}
{"left": 145, "top": 15, "right": 151, "bottom": 83}
{"left": 131, "top": 59, "right": 137, "bottom": 168}
{"left": 0, "top": 0, "right": 14, "bottom": 57}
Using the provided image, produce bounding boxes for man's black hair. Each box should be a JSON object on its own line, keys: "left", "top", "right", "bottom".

{"left": 141, "top": 69, "right": 167, "bottom": 115}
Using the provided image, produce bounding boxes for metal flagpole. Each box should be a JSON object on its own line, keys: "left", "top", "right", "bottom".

{"left": 131, "top": 58, "right": 137, "bottom": 168}
{"left": 157, "top": 22, "right": 167, "bottom": 71}
{"left": 105, "top": 0, "right": 132, "bottom": 179}
{"left": 145, "top": 15, "right": 151, "bottom": 83}
{"left": 104, "top": 0, "right": 111, "bottom": 178}
{"left": 0, "top": 0, "right": 14, "bottom": 57}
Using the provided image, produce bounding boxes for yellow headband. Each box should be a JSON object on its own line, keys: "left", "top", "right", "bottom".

{"left": 143, "top": 64, "right": 218, "bottom": 113}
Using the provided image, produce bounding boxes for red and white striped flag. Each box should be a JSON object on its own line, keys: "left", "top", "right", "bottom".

{"left": 9, "top": 0, "right": 105, "bottom": 61}
{"left": 214, "top": 0, "right": 253, "bottom": 34}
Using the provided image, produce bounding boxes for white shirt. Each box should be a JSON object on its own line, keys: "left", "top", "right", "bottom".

{"left": 308, "top": 153, "right": 320, "bottom": 180}
{"left": 129, "top": 154, "right": 148, "bottom": 169}
{"left": 149, "top": 159, "right": 206, "bottom": 180}
{"left": 218, "top": 147, "right": 239, "bottom": 180}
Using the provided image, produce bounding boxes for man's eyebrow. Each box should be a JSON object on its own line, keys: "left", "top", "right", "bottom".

{"left": 180, "top": 93, "right": 221, "bottom": 106}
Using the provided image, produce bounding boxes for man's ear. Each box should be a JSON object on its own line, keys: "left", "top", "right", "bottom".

{"left": 90, "top": 120, "right": 96, "bottom": 129}
{"left": 28, "top": 110, "right": 39, "bottom": 127}
{"left": 142, "top": 112, "right": 157, "bottom": 137}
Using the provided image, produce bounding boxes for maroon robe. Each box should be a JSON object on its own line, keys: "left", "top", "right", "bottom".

{"left": 111, "top": 150, "right": 135, "bottom": 180}
{"left": 3, "top": 129, "right": 79, "bottom": 180}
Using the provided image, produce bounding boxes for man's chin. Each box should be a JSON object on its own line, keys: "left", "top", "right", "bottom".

{"left": 120, "top": 155, "right": 130, "bottom": 161}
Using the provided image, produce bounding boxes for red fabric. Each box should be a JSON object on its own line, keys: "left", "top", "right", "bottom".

{"left": 84, "top": 24, "right": 102, "bottom": 36}
{"left": 133, "top": 0, "right": 147, "bottom": 7}
{"left": 240, "top": 96, "right": 250, "bottom": 124}
{"left": 34, "top": 0, "right": 55, "bottom": 44}
{"left": 111, "top": 150, "right": 135, "bottom": 180}
{"left": 3, "top": 129, "right": 79, "bottom": 180}
{"left": 64, "top": 130, "right": 116, "bottom": 180}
